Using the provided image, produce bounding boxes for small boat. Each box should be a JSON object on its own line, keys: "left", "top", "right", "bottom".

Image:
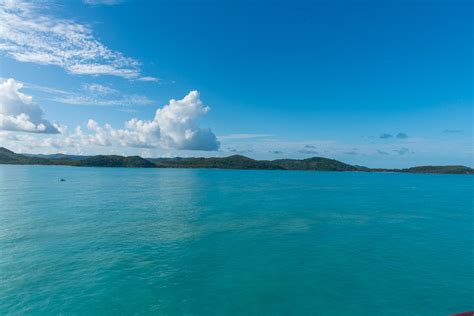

{"left": 58, "top": 178, "right": 66, "bottom": 182}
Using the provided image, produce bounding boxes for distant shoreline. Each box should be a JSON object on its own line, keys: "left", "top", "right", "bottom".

{"left": 1, "top": 147, "right": 472, "bottom": 175}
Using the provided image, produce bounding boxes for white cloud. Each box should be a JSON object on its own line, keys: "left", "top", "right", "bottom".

{"left": 18, "top": 90, "right": 219, "bottom": 151}
{"left": 0, "top": 78, "right": 59, "bottom": 134}
{"left": 80, "top": 91, "right": 219, "bottom": 150}
{"left": 154, "top": 91, "right": 219, "bottom": 150}
{"left": 136, "top": 76, "right": 160, "bottom": 82}
{"left": 53, "top": 94, "right": 154, "bottom": 107}
{"left": 20, "top": 80, "right": 154, "bottom": 107}
{"left": 23, "top": 82, "right": 69, "bottom": 95}
{"left": 0, "top": 0, "right": 153, "bottom": 79}
{"left": 82, "top": 83, "right": 117, "bottom": 95}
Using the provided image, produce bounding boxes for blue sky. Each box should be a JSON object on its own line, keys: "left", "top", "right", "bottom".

{"left": 0, "top": 0, "right": 472, "bottom": 167}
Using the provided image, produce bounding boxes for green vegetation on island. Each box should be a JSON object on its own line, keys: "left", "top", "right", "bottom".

{"left": 272, "top": 157, "right": 358, "bottom": 171}
{"left": 400, "top": 166, "right": 474, "bottom": 175}
{"left": 78, "top": 155, "right": 156, "bottom": 168}
{"left": 149, "top": 155, "right": 283, "bottom": 170}
{"left": 0, "top": 147, "right": 472, "bottom": 174}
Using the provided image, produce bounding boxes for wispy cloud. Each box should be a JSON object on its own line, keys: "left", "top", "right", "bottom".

{"left": 22, "top": 81, "right": 69, "bottom": 95}
{"left": 218, "top": 133, "right": 273, "bottom": 140}
{"left": 82, "top": 83, "right": 117, "bottom": 95}
{"left": 135, "top": 76, "right": 160, "bottom": 82}
{"left": 53, "top": 94, "right": 155, "bottom": 107}
{"left": 396, "top": 132, "right": 408, "bottom": 139}
{"left": 22, "top": 80, "right": 154, "bottom": 107}
{"left": 0, "top": 0, "right": 153, "bottom": 79}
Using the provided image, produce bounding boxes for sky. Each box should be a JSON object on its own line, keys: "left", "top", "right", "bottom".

{"left": 0, "top": 0, "right": 472, "bottom": 168}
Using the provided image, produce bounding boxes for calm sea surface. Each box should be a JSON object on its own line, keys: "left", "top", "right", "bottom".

{"left": 0, "top": 165, "right": 472, "bottom": 315}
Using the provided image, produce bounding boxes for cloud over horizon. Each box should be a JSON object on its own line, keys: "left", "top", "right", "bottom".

{"left": 61, "top": 90, "right": 220, "bottom": 151}
{"left": 0, "top": 79, "right": 219, "bottom": 151}
{"left": 0, "top": 78, "right": 60, "bottom": 134}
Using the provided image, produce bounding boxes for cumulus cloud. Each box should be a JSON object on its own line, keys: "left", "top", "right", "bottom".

{"left": 69, "top": 91, "right": 219, "bottom": 151}
{"left": 152, "top": 91, "right": 219, "bottom": 150}
{"left": 0, "top": 78, "right": 59, "bottom": 133}
{"left": 0, "top": 0, "right": 152, "bottom": 79}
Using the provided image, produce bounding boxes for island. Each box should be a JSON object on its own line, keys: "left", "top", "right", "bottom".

{"left": 0, "top": 147, "right": 472, "bottom": 174}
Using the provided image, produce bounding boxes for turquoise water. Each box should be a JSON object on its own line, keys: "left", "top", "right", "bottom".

{"left": 0, "top": 165, "right": 472, "bottom": 315}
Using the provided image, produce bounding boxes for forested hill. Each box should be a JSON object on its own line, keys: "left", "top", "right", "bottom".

{"left": 0, "top": 147, "right": 154, "bottom": 168}
{"left": 0, "top": 147, "right": 472, "bottom": 174}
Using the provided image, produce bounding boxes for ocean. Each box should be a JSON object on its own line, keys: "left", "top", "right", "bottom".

{"left": 0, "top": 165, "right": 472, "bottom": 315}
